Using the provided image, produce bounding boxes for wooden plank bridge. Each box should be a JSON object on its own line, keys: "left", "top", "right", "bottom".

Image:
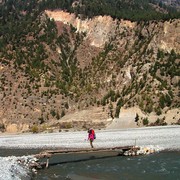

{"left": 32, "top": 146, "right": 140, "bottom": 169}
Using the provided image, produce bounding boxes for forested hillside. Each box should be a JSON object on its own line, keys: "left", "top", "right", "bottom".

{"left": 0, "top": 0, "right": 179, "bottom": 133}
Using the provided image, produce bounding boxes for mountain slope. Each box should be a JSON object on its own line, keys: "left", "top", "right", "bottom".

{"left": 0, "top": 0, "right": 179, "bottom": 133}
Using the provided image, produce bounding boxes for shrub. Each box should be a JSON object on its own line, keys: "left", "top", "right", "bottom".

{"left": 31, "top": 125, "right": 39, "bottom": 133}
{"left": 155, "top": 107, "right": 162, "bottom": 115}
{"left": 66, "top": 122, "right": 72, "bottom": 129}
{"left": 143, "top": 117, "right": 149, "bottom": 126}
{"left": 56, "top": 111, "right": 60, "bottom": 120}
{"left": 50, "top": 109, "right": 56, "bottom": 117}
{"left": 155, "top": 118, "right": 160, "bottom": 124}
{"left": 61, "top": 110, "right": 65, "bottom": 118}
{"left": 115, "top": 105, "right": 121, "bottom": 118}
{"left": 38, "top": 117, "right": 44, "bottom": 124}
{"left": 60, "top": 122, "right": 72, "bottom": 129}
{"left": 145, "top": 104, "right": 153, "bottom": 113}
{"left": 135, "top": 113, "right": 139, "bottom": 122}
{"left": 64, "top": 102, "right": 69, "bottom": 109}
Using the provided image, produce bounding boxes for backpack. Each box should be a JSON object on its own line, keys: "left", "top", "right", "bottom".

{"left": 91, "top": 129, "right": 96, "bottom": 139}
{"left": 89, "top": 129, "right": 96, "bottom": 139}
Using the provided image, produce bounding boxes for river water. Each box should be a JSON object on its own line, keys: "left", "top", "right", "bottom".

{"left": 0, "top": 125, "right": 180, "bottom": 180}
{"left": 34, "top": 151, "right": 180, "bottom": 180}
{"left": 0, "top": 149, "right": 179, "bottom": 180}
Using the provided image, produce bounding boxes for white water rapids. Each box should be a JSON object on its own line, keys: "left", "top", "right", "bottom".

{"left": 0, "top": 125, "right": 180, "bottom": 180}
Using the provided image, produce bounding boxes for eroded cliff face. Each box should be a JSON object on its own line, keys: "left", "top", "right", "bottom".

{"left": 159, "top": 20, "right": 180, "bottom": 53}
{"left": 45, "top": 10, "right": 180, "bottom": 53}
{"left": 45, "top": 10, "right": 135, "bottom": 48}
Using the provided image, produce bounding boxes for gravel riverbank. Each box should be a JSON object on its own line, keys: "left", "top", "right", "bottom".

{"left": 0, "top": 125, "right": 180, "bottom": 150}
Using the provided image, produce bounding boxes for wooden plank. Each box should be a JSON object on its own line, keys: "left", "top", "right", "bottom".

{"left": 35, "top": 146, "right": 137, "bottom": 158}
{"left": 46, "top": 146, "right": 133, "bottom": 154}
